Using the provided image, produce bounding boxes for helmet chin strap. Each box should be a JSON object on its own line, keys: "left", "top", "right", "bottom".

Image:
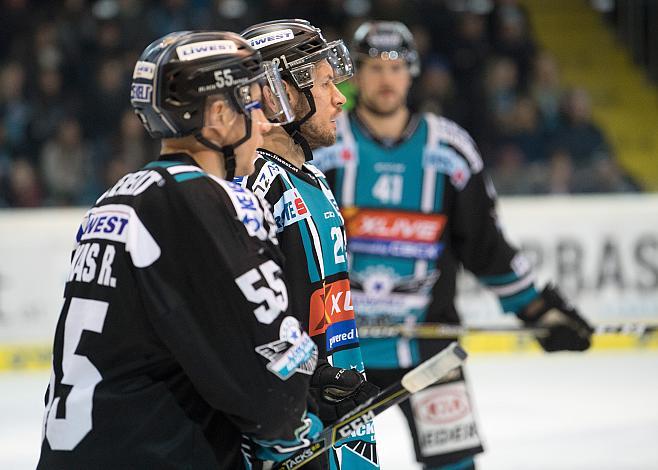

{"left": 194, "top": 116, "right": 252, "bottom": 181}
{"left": 283, "top": 89, "right": 315, "bottom": 162}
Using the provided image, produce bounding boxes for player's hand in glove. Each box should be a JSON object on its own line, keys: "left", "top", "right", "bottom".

{"left": 518, "top": 284, "right": 593, "bottom": 352}
{"left": 310, "top": 360, "right": 379, "bottom": 423}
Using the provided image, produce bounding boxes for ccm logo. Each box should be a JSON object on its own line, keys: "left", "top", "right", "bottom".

{"left": 414, "top": 389, "right": 470, "bottom": 424}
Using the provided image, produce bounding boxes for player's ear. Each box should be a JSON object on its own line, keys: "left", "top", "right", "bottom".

{"left": 205, "top": 97, "right": 236, "bottom": 131}
{"left": 282, "top": 81, "right": 299, "bottom": 108}
{"left": 261, "top": 85, "right": 278, "bottom": 116}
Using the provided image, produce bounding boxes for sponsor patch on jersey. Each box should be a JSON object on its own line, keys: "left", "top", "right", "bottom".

{"left": 349, "top": 266, "right": 438, "bottom": 316}
{"left": 250, "top": 159, "right": 285, "bottom": 198}
{"left": 255, "top": 316, "right": 318, "bottom": 380}
{"left": 78, "top": 204, "right": 161, "bottom": 268}
{"left": 248, "top": 29, "right": 294, "bottom": 50}
{"left": 343, "top": 208, "right": 446, "bottom": 260}
{"left": 273, "top": 187, "right": 310, "bottom": 232}
{"left": 217, "top": 179, "right": 276, "bottom": 243}
{"left": 130, "top": 83, "right": 153, "bottom": 103}
{"left": 176, "top": 40, "right": 238, "bottom": 61}
{"left": 132, "top": 60, "right": 155, "bottom": 80}
{"left": 410, "top": 381, "right": 481, "bottom": 456}
{"left": 326, "top": 319, "right": 359, "bottom": 352}
{"left": 423, "top": 145, "right": 472, "bottom": 189}
{"left": 308, "top": 279, "right": 355, "bottom": 337}
{"left": 311, "top": 144, "right": 354, "bottom": 172}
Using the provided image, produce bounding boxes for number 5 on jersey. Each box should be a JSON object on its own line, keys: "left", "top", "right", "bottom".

{"left": 43, "top": 298, "right": 108, "bottom": 450}
{"left": 236, "top": 260, "right": 288, "bottom": 324}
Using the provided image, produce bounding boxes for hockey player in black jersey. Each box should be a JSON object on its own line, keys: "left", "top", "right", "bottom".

{"left": 239, "top": 20, "right": 379, "bottom": 470}
{"left": 38, "top": 31, "right": 321, "bottom": 469}
{"left": 314, "top": 21, "right": 594, "bottom": 470}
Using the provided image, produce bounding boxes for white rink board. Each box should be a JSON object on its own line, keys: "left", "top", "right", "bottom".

{"left": 0, "top": 195, "right": 658, "bottom": 344}
{"left": 0, "top": 208, "right": 85, "bottom": 342}
{"left": 457, "top": 194, "right": 658, "bottom": 325}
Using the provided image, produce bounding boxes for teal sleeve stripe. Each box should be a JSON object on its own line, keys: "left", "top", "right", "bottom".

{"left": 144, "top": 160, "right": 181, "bottom": 168}
{"left": 360, "top": 338, "right": 401, "bottom": 369}
{"left": 499, "top": 285, "right": 539, "bottom": 314}
{"left": 434, "top": 172, "right": 445, "bottom": 212}
{"left": 479, "top": 271, "right": 522, "bottom": 286}
{"left": 174, "top": 172, "right": 204, "bottom": 183}
{"left": 299, "top": 219, "right": 320, "bottom": 283}
{"left": 410, "top": 339, "right": 421, "bottom": 366}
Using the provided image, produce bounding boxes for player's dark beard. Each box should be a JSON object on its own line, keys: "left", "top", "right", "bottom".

{"left": 359, "top": 91, "right": 405, "bottom": 117}
{"left": 300, "top": 118, "right": 335, "bottom": 149}
{"left": 294, "top": 95, "right": 336, "bottom": 149}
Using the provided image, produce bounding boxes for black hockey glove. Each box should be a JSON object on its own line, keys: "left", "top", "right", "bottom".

{"left": 518, "top": 284, "right": 593, "bottom": 352}
{"left": 310, "top": 360, "right": 380, "bottom": 423}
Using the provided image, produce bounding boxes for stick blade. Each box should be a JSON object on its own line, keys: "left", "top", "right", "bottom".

{"left": 401, "top": 342, "right": 467, "bottom": 393}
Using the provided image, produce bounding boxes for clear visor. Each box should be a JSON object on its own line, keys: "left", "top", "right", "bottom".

{"left": 233, "top": 61, "right": 295, "bottom": 126}
{"left": 287, "top": 40, "right": 354, "bottom": 89}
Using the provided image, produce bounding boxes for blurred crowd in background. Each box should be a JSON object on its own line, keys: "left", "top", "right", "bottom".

{"left": 0, "top": 0, "right": 640, "bottom": 208}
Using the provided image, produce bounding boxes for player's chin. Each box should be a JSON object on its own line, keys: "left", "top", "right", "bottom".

{"left": 324, "top": 127, "right": 337, "bottom": 145}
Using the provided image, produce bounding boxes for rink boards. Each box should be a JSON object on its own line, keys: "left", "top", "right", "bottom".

{"left": 1, "top": 195, "right": 657, "bottom": 370}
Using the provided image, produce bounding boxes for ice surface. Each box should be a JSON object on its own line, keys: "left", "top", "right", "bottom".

{"left": 3, "top": 351, "right": 657, "bottom": 469}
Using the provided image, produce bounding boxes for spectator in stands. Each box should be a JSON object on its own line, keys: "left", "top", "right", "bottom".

{"left": 7, "top": 159, "right": 42, "bottom": 207}
{"left": 448, "top": 11, "right": 491, "bottom": 142}
{"left": 27, "top": 68, "right": 69, "bottom": 160}
{"left": 0, "top": 61, "right": 31, "bottom": 157}
{"left": 488, "top": 0, "right": 536, "bottom": 90}
{"left": 506, "top": 95, "right": 548, "bottom": 162}
{"left": 550, "top": 88, "right": 637, "bottom": 193}
{"left": 40, "top": 117, "right": 93, "bottom": 206}
{"left": 412, "top": 56, "right": 461, "bottom": 122}
{"left": 531, "top": 51, "right": 563, "bottom": 132}
{"left": 483, "top": 56, "right": 520, "bottom": 155}
{"left": 112, "top": 110, "right": 154, "bottom": 172}
{"left": 0, "top": 124, "right": 11, "bottom": 206}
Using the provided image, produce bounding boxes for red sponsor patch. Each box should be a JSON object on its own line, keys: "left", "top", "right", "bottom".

{"left": 343, "top": 208, "right": 446, "bottom": 243}
{"left": 341, "top": 148, "right": 353, "bottom": 161}
{"left": 295, "top": 197, "right": 308, "bottom": 215}
{"left": 309, "top": 279, "right": 355, "bottom": 336}
{"left": 414, "top": 388, "right": 470, "bottom": 425}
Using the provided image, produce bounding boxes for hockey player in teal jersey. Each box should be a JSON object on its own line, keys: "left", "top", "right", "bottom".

{"left": 314, "top": 21, "right": 593, "bottom": 470}
{"left": 238, "top": 20, "right": 379, "bottom": 470}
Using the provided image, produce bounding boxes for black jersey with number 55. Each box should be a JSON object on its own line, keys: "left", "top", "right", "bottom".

{"left": 37, "top": 154, "right": 318, "bottom": 469}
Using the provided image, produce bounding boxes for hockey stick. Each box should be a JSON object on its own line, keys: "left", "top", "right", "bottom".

{"left": 357, "top": 322, "right": 658, "bottom": 339}
{"left": 274, "top": 342, "right": 468, "bottom": 470}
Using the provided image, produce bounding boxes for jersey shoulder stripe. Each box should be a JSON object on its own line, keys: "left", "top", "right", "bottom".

{"left": 424, "top": 113, "right": 483, "bottom": 173}
{"left": 209, "top": 174, "right": 279, "bottom": 244}
{"left": 248, "top": 154, "right": 290, "bottom": 200}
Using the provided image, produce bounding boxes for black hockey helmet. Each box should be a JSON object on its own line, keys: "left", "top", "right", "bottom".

{"left": 130, "top": 30, "right": 293, "bottom": 178}
{"left": 240, "top": 19, "right": 353, "bottom": 160}
{"left": 352, "top": 21, "right": 421, "bottom": 77}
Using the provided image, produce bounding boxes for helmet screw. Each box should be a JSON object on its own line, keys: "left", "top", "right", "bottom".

{"left": 183, "top": 112, "right": 191, "bottom": 120}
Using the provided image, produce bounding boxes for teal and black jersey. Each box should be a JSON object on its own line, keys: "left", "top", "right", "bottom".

{"left": 315, "top": 111, "right": 539, "bottom": 369}
{"left": 38, "top": 154, "right": 320, "bottom": 470}
{"left": 237, "top": 149, "right": 378, "bottom": 470}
